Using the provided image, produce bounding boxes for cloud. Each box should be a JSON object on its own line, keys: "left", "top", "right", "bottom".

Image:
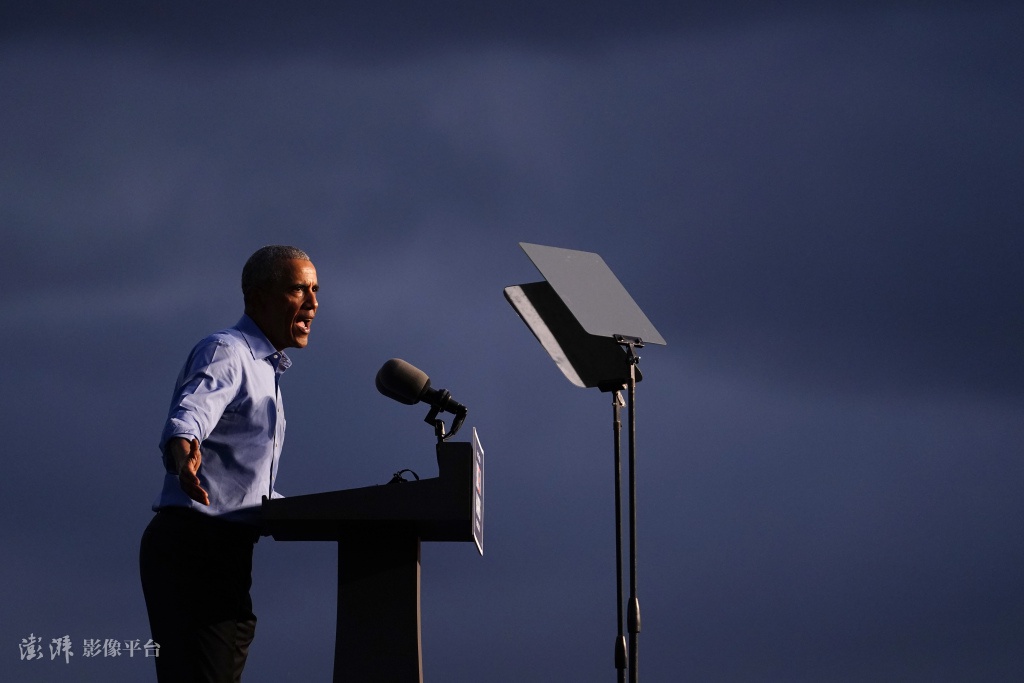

{"left": 3, "top": 4, "right": 1023, "bottom": 680}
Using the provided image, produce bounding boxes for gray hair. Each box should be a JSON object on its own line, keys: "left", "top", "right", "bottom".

{"left": 241, "top": 245, "right": 310, "bottom": 303}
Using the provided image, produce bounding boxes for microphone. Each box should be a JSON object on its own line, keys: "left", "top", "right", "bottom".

{"left": 375, "top": 358, "right": 468, "bottom": 416}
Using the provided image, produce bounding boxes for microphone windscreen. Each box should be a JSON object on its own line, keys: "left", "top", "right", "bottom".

{"left": 375, "top": 358, "right": 430, "bottom": 405}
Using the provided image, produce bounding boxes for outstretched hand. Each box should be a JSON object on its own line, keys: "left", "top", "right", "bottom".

{"left": 170, "top": 437, "right": 210, "bottom": 506}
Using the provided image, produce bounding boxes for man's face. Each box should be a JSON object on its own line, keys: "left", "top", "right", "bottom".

{"left": 249, "top": 259, "right": 319, "bottom": 351}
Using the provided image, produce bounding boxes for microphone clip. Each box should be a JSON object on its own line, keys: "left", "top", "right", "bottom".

{"left": 425, "top": 392, "right": 467, "bottom": 444}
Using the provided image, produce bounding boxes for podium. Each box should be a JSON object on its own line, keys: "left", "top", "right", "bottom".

{"left": 262, "top": 432, "right": 484, "bottom": 682}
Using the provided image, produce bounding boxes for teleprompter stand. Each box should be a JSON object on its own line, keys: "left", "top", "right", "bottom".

{"left": 505, "top": 243, "right": 665, "bottom": 683}
{"left": 262, "top": 429, "right": 484, "bottom": 683}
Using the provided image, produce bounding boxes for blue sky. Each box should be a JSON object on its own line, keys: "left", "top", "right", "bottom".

{"left": 2, "top": 2, "right": 1023, "bottom": 681}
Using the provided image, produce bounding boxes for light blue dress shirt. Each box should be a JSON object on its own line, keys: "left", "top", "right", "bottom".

{"left": 154, "top": 315, "right": 290, "bottom": 524}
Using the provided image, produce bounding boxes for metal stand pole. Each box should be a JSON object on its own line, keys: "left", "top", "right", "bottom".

{"left": 625, "top": 344, "right": 642, "bottom": 683}
{"left": 612, "top": 391, "right": 627, "bottom": 683}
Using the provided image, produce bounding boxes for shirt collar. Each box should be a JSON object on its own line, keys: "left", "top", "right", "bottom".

{"left": 236, "top": 315, "right": 292, "bottom": 370}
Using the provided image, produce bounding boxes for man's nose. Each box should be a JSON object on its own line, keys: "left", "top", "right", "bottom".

{"left": 306, "top": 290, "right": 318, "bottom": 309}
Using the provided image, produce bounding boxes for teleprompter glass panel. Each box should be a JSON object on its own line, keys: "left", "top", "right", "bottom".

{"left": 520, "top": 243, "right": 666, "bottom": 346}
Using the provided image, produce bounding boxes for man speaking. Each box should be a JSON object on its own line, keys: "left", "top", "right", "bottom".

{"left": 140, "top": 245, "right": 319, "bottom": 682}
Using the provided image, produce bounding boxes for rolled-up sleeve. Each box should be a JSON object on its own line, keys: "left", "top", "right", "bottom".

{"left": 160, "top": 340, "right": 240, "bottom": 472}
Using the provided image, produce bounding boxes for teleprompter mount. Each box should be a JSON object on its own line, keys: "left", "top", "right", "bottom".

{"left": 505, "top": 243, "right": 665, "bottom": 683}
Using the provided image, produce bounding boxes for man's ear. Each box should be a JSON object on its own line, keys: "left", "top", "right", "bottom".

{"left": 244, "top": 287, "right": 265, "bottom": 317}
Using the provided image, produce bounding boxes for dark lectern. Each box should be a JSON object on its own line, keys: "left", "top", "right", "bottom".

{"left": 262, "top": 429, "right": 484, "bottom": 683}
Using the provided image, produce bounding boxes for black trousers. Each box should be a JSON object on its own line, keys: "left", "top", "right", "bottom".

{"left": 140, "top": 509, "right": 260, "bottom": 683}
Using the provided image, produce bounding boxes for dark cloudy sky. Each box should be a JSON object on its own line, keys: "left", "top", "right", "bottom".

{"left": 3, "top": 2, "right": 1022, "bottom": 681}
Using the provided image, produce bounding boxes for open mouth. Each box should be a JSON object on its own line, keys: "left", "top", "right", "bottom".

{"left": 296, "top": 316, "right": 313, "bottom": 334}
